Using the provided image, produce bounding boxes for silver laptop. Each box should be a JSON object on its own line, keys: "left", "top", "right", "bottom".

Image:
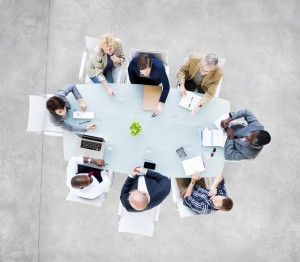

{"left": 76, "top": 134, "right": 106, "bottom": 159}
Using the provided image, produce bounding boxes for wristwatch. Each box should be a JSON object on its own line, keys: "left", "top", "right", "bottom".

{"left": 88, "top": 158, "right": 92, "bottom": 164}
{"left": 190, "top": 182, "right": 195, "bottom": 185}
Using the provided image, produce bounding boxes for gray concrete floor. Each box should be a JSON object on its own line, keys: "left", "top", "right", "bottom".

{"left": 0, "top": 0, "right": 299, "bottom": 261}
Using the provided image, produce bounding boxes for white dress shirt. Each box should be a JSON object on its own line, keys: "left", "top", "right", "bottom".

{"left": 66, "top": 156, "right": 110, "bottom": 199}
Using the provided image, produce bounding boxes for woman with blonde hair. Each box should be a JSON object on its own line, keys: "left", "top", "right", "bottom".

{"left": 87, "top": 34, "right": 125, "bottom": 96}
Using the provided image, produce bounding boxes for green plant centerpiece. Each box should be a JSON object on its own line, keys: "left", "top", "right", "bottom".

{"left": 130, "top": 119, "right": 142, "bottom": 136}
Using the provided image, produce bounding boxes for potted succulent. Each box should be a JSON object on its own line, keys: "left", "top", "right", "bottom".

{"left": 130, "top": 119, "right": 142, "bottom": 136}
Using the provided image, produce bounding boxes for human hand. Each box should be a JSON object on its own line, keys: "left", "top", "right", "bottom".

{"left": 208, "top": 187, "right": 217, "bottom": 196}
{"left": 86, "top": 124, "right": 96, "bottom": 130}
{"left": 107, "top": 88, "right": 115, "bottom": 96}
{"left": 179, "top": 84, "right": 187, "bottom": 96}
{"left": 79, "top": 101, "right": 87, "bottom": 111}
{"left": 93, "top": 159, "right": 105, "bottom": 167}
{"left": 134, "top": 166, "right": 147, "bottom": 174}
{"left": 225, "top": 127, "right": 234, "bottom": 139}
{"left": 153, "top": 102, "right": 163, "bottom": 116}
{"left": 110, "top": 55, "right": 119, "bottom": 63}
{"left": 191, "top": 171, "right": 202, "bottom": 182}
{"left": 190, "top": 104, "right": 200, "bottom": 116}
{"left": 130, "top": 166, "right": 141, "bottom": 177}
{"left": 220, "top": 117, "right": 232, "bottom": 129}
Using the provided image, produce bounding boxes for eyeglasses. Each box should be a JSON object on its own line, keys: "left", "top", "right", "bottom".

{"left": 211, "top": 148, "right": 217, "bottom": 157}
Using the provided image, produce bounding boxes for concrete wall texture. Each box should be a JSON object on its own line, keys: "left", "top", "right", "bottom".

{"left": 0, "top": 0, "right": 299, "bottom": 261}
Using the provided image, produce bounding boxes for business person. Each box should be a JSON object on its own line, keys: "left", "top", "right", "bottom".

{"left": 221, "top": 109, "right": 271, "bottom": 160}
{"left": 177, "top": 53, "right": 223, "bottom": 115}
{"left": 128, "top": 53, "right": 170, "bottom": 115}
{"left": 176, "top": 172, "right": 233, "bottom": 215}
{"left": 87, "top": 34, "right": 125, "bottom": 96}
{"left": 120, "top": 166, "right": 171, "bottom": 212}
{"left": 66, "top": 156, "right": 110, "bottom": 199}
{"left": 46, "top": 84, "right": 96, "bottom": 132}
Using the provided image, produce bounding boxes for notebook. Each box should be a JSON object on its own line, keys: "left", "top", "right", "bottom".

{"left": 142, "top": 85, "right": 162, "bottom": 110}
{"left": 179, "top": 91, "right": 201, "bottom": 110}
{"left": 199, "top": 129, "right": 227, "bottom": 147}
{"left": 181, "top": 155, "right": 205, "bottom": 176}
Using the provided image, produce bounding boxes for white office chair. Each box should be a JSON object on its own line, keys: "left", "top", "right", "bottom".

{"left": 27, "top": 95, "right": 63, "bottom": 136}
{"left": 170, "top": 177, "right": 215, "bottom": 218}
{"left": 66, "top": 170, "right": 113, "bottom": 207}
{"left": 118, "top": 202, "right": 160, "bottom": 237}
{"left": 79, "top": 36, "right": 127, "bottom": 84}
{"left": 180, "top": 53, "right": 226, "bottom": 98}
{"left": 126, "top": 48, "right": 170, "bottom": 84}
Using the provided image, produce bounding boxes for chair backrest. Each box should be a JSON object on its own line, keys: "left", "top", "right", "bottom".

{"left": 118, "top": 202, "right": 160, "bottom": 237}
{"left": 85, "top": 36, "right": 99, "bottom": 52}
{"left": 66, "top": 191, "right": 107, "bottom": 207}
{"left": 27, "top": 95, "right": 63, "bottom": 135}
{"left": 130, "top": 48, "right": 168, "bottom": 66}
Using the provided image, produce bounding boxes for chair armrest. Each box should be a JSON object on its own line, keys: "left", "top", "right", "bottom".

{"left": 154, "top": 205, "right": 160, "bottom": 222}
{"left": 79, "top": 51, "right": 88, "bottom": 81}
{"left": 118, "top": 201, "right": 124, "bottom": 221}
{"left": 165, "top": 65, "right": 170, "bottom": 78}
{"left": 115, "top": 60, "right": 128, "bottom": 84}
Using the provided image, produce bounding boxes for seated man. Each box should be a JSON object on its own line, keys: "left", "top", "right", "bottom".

{"left": 120, "top": 166, "right": 171, "bottom": 212}
{"left": 128, "top": 53, "right": 170, "bottom": 115}
{"left": 177, "top": 53, "right": 223, "bottom": 115}
{"left": 221, "top": 109, "right": 271, "bottom": 160}
{"left": 46, "top": 84, "right": 96, "bottom": 132}
{"left": 176, "top": 172, "right": 233, "bottom": 215}
{"left": 66, "top": 156, "right": 110, "bottom": 199}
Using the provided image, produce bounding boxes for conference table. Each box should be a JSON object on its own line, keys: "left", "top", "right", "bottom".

{"left": 63, "top": 83, "right": 230, "bottom": 177}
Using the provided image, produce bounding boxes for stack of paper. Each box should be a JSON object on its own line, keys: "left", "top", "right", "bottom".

{"left": 179, "top": 91, "right": 202, "bottom": 110}
{"left": 181, "top": 155, "right": 205, "bottom": 176}
{"left": 199, "top": 129, "right": 227, "bottom": 147}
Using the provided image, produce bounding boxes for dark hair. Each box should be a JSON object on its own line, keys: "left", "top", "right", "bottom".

{"left": 220, "top": 197, "right": 233, "bottom": 211}
{"left": 71, "top": 175, "right": 85, "bottom": 189}
{"left": 256, "top": 130, "right": 271, "bottom": 146}
{"left": 137, "top": 54, "right": 152, "bottom": 70}
{"left": 46, "top": 96, "right": 66, "bottom": 115}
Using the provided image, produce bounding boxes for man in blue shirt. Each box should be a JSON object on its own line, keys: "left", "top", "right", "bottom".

{"left": 128, "top": 53, "right": 170, "bottom": 116}
{"left": 176, "top": 172, "right": 233, "bottom": 215}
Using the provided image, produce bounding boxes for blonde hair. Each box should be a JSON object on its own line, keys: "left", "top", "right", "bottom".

{"left": 99, "top": 34, "right": 117, "bottom": 49}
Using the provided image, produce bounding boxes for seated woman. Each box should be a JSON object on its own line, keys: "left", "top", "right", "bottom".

{"left": 66, "top": 156, "right": 110, "bottom": 199}
{"left": 87, "top": 34, "right": 125, "bottom": 96}
{"left": 46, "top": 84, "right": 96, "bottom": 132}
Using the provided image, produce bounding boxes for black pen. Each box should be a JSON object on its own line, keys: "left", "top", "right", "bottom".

{"left": 189, "top": 97, "right": 194, "bottom": 108}
{"left": 151, "top": 112, "right": 157, "bottom": 118}
{"left": 79, "top": 120, "right": 91, "bottom": 124}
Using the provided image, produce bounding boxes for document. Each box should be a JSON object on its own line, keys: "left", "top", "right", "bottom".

{"left": 143, "top": 85, "right": 162, "bottom": 110}
{"left": 73, "top": 111, "right": 95, "bottom": 119}
{"left": 199, "top": 129, "right": 227, "bottom": 147}
{"left": 214, "top": 113, "right": 229, "bottom": 129}
{"left": 181, "top": 155, "right": 205, "bottom": 176}
{"left": 179, "top": 91, "right": 201, "bottom": 110}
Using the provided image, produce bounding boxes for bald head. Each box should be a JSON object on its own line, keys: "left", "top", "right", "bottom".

{"left": 128, "top": 191, "right": 149, "bottom": 211}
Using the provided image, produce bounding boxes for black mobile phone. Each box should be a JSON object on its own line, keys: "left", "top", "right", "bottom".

{"left": 176, "top": 147, "right": 187, "bottom": 159}
{"left": 144, "top": 161, "right": 156, "bottom": 170}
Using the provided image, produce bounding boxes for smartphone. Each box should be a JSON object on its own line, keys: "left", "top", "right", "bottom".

{"left": 144, "top": 161, "right": 156, "bottom": 170}
{"left": 176, "top": 147, "right": 187, "bottom": 159}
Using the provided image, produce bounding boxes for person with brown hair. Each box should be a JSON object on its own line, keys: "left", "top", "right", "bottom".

{"left": 87, "top": 34, "right": 125, "bottom": 96}
{"left": 128, "top": 53, "right": 170, "bottom": 116}
{"left": 176, "top": 172, "right": 233, "bottom": 215}
{"left": 46, "top": 84, "right": 96, "bottom": 132}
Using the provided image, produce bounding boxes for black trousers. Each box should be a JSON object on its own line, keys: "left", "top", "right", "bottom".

{"left": 185, "top": 80, "right": 205, "bottom": 94}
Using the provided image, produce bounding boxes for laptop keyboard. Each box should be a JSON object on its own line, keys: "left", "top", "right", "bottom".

{"left": 80, "top": 140, "right": 102, "bottom": 151}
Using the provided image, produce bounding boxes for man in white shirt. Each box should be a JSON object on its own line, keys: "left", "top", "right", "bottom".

{"left": 66, "top": 156, "right": 110, "bottom": 199}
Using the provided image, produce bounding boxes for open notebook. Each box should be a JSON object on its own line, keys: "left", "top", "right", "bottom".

{"left": 179, "top": 91, "right": 201, "bottom": 110}
{"left": 181, "top": 155, "right": 205, "bottom": 176}
{"left": 199, "top": 129, "right": 227, "bottom": 147}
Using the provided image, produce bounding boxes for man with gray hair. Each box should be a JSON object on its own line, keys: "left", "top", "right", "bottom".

{"left": 177, "top": 53, "right": 224, "bottom": 115}
{"left": 120, "top": 166, "right": 171, "bottom": 212}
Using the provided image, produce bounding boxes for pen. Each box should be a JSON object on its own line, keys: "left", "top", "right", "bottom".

{"left": 79, "top": 120, "right": 91, "bottom": 124}
{"left": 151, "top": 113, "right": 157, "bottom": 118}
{"left": 189, "top": 97, "right": 194, "bottom": 108}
